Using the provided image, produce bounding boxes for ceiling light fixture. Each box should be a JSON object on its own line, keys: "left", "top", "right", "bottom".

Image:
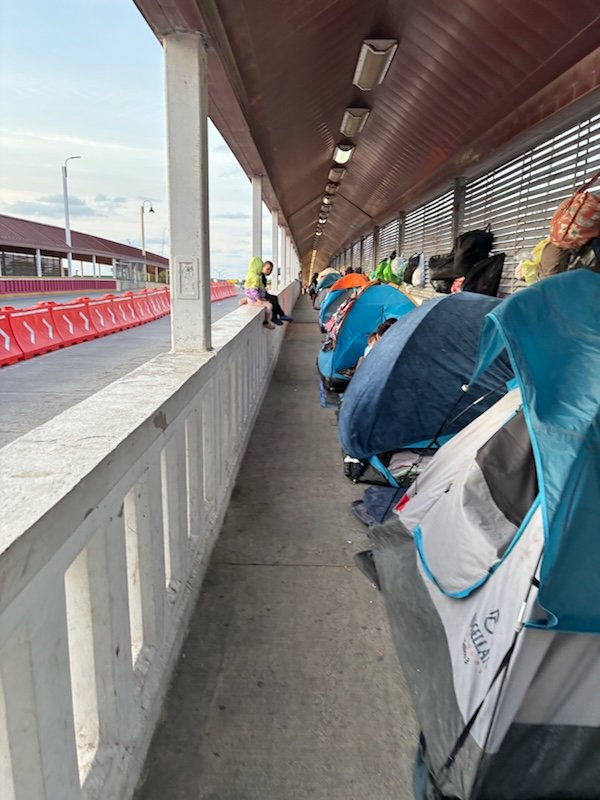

{"left": 315, "top": 230, "right": 323, "bottom": 236}
{"left": 328, "top": 166, "right": 346, "bottom": 183}
{"left": 323, "top": 195, "right": 334, "bottom": 205}
{"left": 333, "top": 143, "right": 354, "bottom": 165}
{"left": 325, "top": 182, "right": 339, "bottom": 194}
{"left": 318, "top": 217, "right": 327, "bottom": 224}
{"left": 352, "top": 39, "right": 398, "bottom": 91}
{"left": 340, "top": 108, "right": 370, "bottom": 137}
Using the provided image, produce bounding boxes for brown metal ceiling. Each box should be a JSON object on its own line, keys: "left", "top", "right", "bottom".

{"left": 134, "top": 0, "right": 600, "bottom": 272}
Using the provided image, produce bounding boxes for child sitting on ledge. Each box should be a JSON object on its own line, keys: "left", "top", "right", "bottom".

{"left": 244, "top": 256, "right": 275, "bottom": 329}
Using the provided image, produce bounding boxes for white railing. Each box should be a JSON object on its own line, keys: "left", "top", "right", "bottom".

{"left": 0, "top": 282, "right": 299, "bottom": 800}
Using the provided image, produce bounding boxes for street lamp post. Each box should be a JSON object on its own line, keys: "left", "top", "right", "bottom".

{"left": 62, "top": 156, "right": 81, "bottom": 278}
{"left": 140, "top": 200, "right": 154, "bottom": 284}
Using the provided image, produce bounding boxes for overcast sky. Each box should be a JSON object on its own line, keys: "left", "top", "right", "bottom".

{"left": 0, "top": 0, "right": 274, "bottom": 280}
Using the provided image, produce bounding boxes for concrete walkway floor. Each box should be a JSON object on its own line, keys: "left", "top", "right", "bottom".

{"left": 136, "top": 296, "right": 418, "bottom": 800}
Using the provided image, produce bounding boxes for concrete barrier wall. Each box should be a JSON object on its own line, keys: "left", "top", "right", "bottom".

{"left": 0, "top": 281, "right": 299, "bottom": 800}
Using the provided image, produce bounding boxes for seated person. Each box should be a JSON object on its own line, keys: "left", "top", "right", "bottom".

{"left": 261, "top": 261, "right": 293, "bottom": 324}
{"left": 244, "top": 256, "right": 275, "bottom": 329}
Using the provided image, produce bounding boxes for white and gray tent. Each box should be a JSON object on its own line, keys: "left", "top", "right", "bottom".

{"left": 360, "top": 271, "right": 600, "bottom": 798}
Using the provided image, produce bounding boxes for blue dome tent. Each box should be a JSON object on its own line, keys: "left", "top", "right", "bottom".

{"left": 338, "top": 293, "right": 513, "bottom": 485}
{"left": 359, "top": 270, "right": 600, "bottom": 799}
{"left": 319, "top": 288, "right": 350, "bottom": 329}
{"left": 317, "top": 283, "right": 416, "bottom": 392}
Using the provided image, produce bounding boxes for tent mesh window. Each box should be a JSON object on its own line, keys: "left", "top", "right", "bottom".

{"left": 376, "top": 218, "right": 399, "bottom": 263}
{"left": 464, "top": 111, "right": 600, "bottom": 295}
{"left": 403, "top": 190, "right": 454, "bottom": 285}
{"left": 362, "top": 233, "right": 374, "bottom": 272}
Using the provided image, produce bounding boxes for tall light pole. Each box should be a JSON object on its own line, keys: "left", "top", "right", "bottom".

{"left": 140, "top": 200, "right": 154, "bottom": 283}
{"left": 62, "top": 155, "right": 81, "bottom": 277}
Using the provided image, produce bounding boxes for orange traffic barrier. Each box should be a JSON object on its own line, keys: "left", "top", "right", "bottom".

{"left": 0, "top": 286, "right": 237, "bottom": 368}
{"left": 84, "top": 295, "right": 121, "bottom": 336}
{"left": 109, "top": 294, "right": 139, "bottom": 329}
{"left": 210, "top": 281, "right": 237, "bottom": 301}
{"left": 7, "top": 303, "right": 62, "bottom": 358}
{"left": 0, "top": 308, "right": 24, "bottom": 366}
{"left": 130, "top": 291, "right": 155, "bottom": 323}
{"left": 50, "top": 299, "right": 98, "bottom": 345}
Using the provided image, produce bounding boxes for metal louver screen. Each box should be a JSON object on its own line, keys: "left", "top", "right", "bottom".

{"left": 464, "top": 112, "right": 600, "bottom": 295}
{"left": 362, "top": 233, "right": 374, "bottom": 272}
{"left": 376, "top": 218, "right": 399, "bottom": 263}
{"left": 352, "top": 241, "right": 361, "bottom": 268}
{"left": 403, "top": 190, "right": 454, "bottom": 259}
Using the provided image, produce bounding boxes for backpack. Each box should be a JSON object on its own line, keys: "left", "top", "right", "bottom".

{"left": 453, "top": 226, "right": 494, "bottom": 276}
{"left": 550, "top": 171, "right": 600, "bottom": 249}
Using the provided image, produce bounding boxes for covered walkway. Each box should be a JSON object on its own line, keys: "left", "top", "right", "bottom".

{"left": 136, "top": 295, "right": 417, "bottom": 799}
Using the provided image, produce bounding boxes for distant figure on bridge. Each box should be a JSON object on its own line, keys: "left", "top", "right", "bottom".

{"left": 261, "top": 261, "right": 293, "bottom": 325}
{"left": 244, "top": 256, "right": 275, "bottom": 329}
{"left": 308, "top": 272, "right": 319, "bottom": 306}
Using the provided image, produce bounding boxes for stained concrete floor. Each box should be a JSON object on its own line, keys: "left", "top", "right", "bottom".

{"left": 135, "top": 295, "right": 418, "bottom": 800}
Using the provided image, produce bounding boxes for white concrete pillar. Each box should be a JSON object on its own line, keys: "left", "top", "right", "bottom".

{"left": 286, "top": 236, "right": 292, "bottom": 285}
{"left": 112, "top": 258, "right": 117, "bottom": 280}
{"left": 164, "top": 32, "right": 212, "bottom": 352}
{"left": 271, "top": 210, "right": 279, "bottom": 294}
{"left": 35, "top": 248, "right": 42, "bottom": 277}
{"left": 92, "top": 254, "right": 97, "bottom": 279}
{"left": 281, "top": 232, "right": 287, "bottom": 286}
{"left": 252, "top": 176, "right": 263, "bottom": 259}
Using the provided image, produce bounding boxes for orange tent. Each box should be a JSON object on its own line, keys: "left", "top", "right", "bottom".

{"left": 329, "top": 273, "right": 371, "bottom": 291}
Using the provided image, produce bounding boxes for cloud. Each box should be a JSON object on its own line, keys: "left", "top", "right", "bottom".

{"left": 94, "top": 194, "right": 127, "bottom": 213}
{"left": 213, "top": 212, "right": 251, "bottom": 220}
{"left": 212, "top": 144, "right": 229, "bottom": 153}
{"left": 2, "top": 193, "right": 104, "bottom": 219}
{"left": 217, "top": 167, "right": 244, "bottom": 179}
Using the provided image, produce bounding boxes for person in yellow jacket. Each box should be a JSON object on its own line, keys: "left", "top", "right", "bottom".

{"left": 244, "top": 256, "right": 276, "bottom": 329}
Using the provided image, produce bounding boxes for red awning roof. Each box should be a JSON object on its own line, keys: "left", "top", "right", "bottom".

{"left": 0, "top": 214, "right": 169, "bottom": 269}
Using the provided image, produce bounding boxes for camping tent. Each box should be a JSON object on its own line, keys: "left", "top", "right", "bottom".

{"left": 329, "top": 273, "right": 370, "bottom": 291}
{"left": 338, "top": 293, "right": 513, "bottom": 461}
{"left": 359, "top": 270, "right": 600, "bottom": 798}
{"left": 317, "top": 283, "right": 416, "bottom": 391}
{"left": 315, "top": 271, "right": 340, "bottom": 293}
{"left": 319, "top": 288, "right": 351, "bottom": 330}
{"left": 314, "top": 271, "right": 342, "bottom": 309}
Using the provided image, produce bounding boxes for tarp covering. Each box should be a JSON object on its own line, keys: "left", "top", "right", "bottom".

{"left": 471, "top": 269, "right": 600, "bottom": 633}
{"left": 317, "top": 283, "right": 416, "bottom": 388}
{"left": 338, "top": 293, "right": 513, "bottom": 459}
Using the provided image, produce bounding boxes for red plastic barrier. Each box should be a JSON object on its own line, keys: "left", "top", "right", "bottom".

{"left": 0, "top": 308, "right": 24, "bottom": 366}
{"left": 6, "top": 304, "right": 62, "bottom": 357}
{"left": 130, "top": 291, "right": 155, "bottom": 322}
{"left": 210, "top": 282, "right": 237, "bottom": 302}
{"left": 84, "top": 295, "right": 120, "bottom": 336}
{"left": 110, "top": 294, "right": 139, "bottom": 329}
{"left": 147, "top": 288, "right": 169, "bottom": 317}
{"left": 50, "top": 299, "right": 98, "bottom": 345}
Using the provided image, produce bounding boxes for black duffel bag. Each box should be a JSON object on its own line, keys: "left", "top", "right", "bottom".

{"left": 428, "top": 253, "right": 455, "bottom": 280}
{"left": 453, "top": 225, "right": 494, "bottom": 276}
{"left": 462, "top": 253, "right": 505, "bottom": 296}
